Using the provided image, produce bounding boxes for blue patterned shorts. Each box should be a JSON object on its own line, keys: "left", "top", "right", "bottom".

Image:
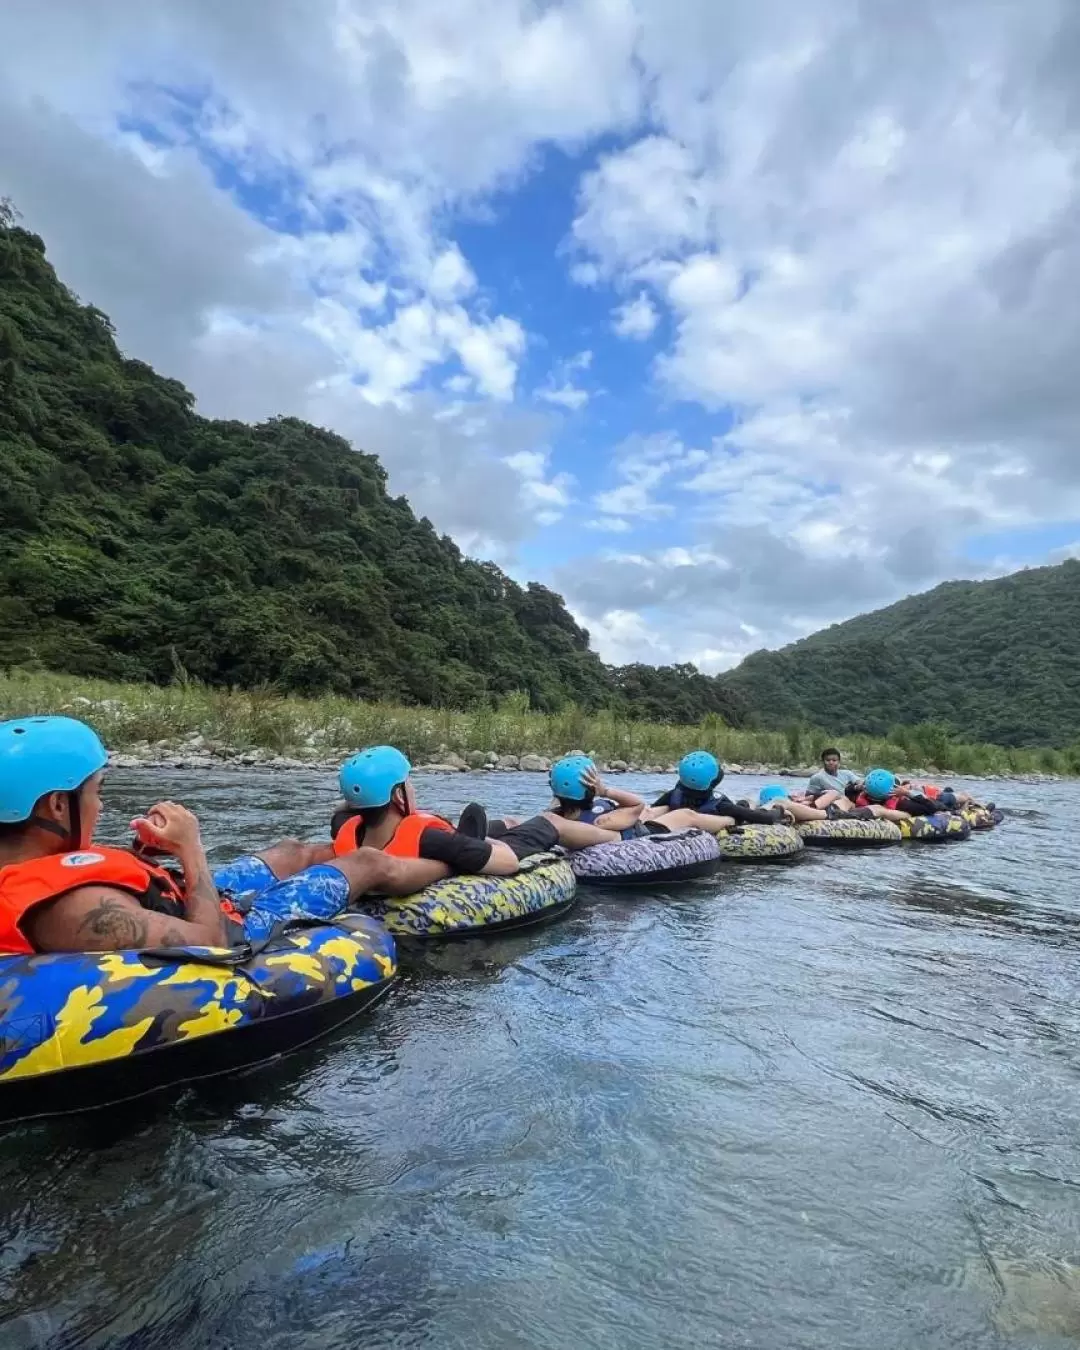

{"left": 212, "top": 856, "right": 351, "bottom": 943}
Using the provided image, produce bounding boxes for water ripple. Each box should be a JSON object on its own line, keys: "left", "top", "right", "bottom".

{"left": 1, "top": 769, "right": 1077, "bottom": 1349}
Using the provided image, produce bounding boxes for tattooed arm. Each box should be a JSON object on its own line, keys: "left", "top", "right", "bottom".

{"left": 174, "top": 842, "right": 229, "bottom": 946}
{"left": 25, "top": 884, "right": 228, "bottom": 954}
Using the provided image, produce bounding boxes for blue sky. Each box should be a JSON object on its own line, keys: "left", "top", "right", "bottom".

{"left": 3, "top": 0, "right": 1080, "bottom": 671}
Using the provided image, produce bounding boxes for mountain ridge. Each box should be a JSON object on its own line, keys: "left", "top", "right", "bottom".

{"left": 718, "top": 560, "right": 1080, "bottom": 747}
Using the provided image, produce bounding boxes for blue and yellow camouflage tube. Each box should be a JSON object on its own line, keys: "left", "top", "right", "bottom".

{"left": 0, "top": 913, "right": 395, "bottom": 1123}
{"left": 897, "top": 812, "right": 972, "bottom": 842}
{"left": 360, "top": 854, "right": 577, "bottom": 937}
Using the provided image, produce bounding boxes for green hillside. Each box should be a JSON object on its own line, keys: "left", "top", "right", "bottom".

{"left": 720, "top": 562, "right": 1080, "bottom": 747}
{"left": 0, "top": 205, "right": 749, "bottom": 725}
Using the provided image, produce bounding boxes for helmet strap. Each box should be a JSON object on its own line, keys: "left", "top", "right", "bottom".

{"left": 24, "top": 783, "right": 82, "bottom": 842}
{"left": 28, "top": 791, "right": 81, "bottom": 848}
{"left": 64, "top": 790, "right": 82, "bottom": 849}
{"left": 27, "top": 814, "right": 70, "bottom": 841}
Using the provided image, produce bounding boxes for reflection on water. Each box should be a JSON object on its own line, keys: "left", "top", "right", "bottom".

{"left": 1, "top": 769, "right": 1079, "bottom": 1349}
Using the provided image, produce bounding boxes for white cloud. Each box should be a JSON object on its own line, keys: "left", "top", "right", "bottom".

{"left": 539, "top": 384, "right": 590, "bottom": 411}
{"left": 612, "top": 292, "right": 659, "bottom": 340}
{"left": 592, "top": 432, "right": 692, "bottom": 519}
{"left": 504, "top": 448, "right": 575, "bottom": 526}
{"left": 535, "top": 348, "right": 594, "bottom": 411}
{"left": 586, "top": 516, "right": 633, "bottom": 533}
{"left": 428, "top": 245, "right": 477, "bottom": 302}
{"left": 573, "top": 136, "right": 708, "bottom": 272}
{"left": 576, "top": 608, "right": 669, "bottom": 667}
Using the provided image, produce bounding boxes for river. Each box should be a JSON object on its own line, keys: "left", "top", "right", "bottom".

{"left": 0, "top": 768, "right": 1078, "bottom": 1350}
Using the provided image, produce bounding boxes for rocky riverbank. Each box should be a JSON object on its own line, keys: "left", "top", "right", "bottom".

{"left": 105, "top": 736, "right": 1061, "bottom": 785}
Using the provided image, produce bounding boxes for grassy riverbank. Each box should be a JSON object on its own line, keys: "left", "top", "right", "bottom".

{"left": 1, "top": 669, "right": 1073, "bottom": 778}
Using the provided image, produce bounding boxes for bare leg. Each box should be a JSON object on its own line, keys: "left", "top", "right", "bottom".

{"left": 540, "top": 813, "right": 620, "bottom": 850}
{"left": 257, "top": 837, "right": 337, "bottom": 878}
{"left": 659, "top": 809, "right": 736, "bottom": 834}
{"left": 331, "top": 848, "right": 451, "bottom": 898}
{"left": 478, "top": 841, "right": 523, "bottom": 875}
{"left": 770, "top": 800, "right": 828, "bottom": 823}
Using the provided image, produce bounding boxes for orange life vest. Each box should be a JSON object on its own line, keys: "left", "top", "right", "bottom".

{"left": 332, "top": 811, "right": 455, "bottom": 859}
{"left": 0, "top": 845, "right": 192, "bottom": 956}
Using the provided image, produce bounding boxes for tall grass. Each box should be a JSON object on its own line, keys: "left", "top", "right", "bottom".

{"left": 0, "top": 669, "right": 1074, "bottom": 776}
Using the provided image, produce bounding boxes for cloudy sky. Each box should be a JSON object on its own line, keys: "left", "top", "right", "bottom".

{"left": 3, "top": 0, "right": 1080, "bottom": 671}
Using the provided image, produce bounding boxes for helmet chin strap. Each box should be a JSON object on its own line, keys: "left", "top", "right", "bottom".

{"left": 28, "top": 791, "right": 81, "bottom": 850}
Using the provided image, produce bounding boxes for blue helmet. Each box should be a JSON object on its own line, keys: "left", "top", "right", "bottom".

{"left": 863, "top": 768, "right": 896, "bottom": 801}
{"left": 0, "top": 716, "right": 109, "bottom": 823}
{"left": 339, "top": 745, "right": 412, "bottom": 808}
{"left": 549, "top": 755, "right": 594, "bottom": 802}
{"left": 678, "top": 750, "right": 722, "bottom": 792}
{"left": 759, "top": 785, "right": 789, "bottom": 806}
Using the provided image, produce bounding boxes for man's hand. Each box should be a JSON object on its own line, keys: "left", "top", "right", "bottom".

{"left": 582, "top": 765, "right": 604, "bottom": 795}
{"left": 131, "top": 802, "right": 203, "bottom": 858}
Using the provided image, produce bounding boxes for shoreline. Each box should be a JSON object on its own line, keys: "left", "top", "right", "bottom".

{"left": 105, "top": 744, "right": 1062, "bottom": 785}
{"left": 4, "top": 678, "right": 1067, "bottom": 784}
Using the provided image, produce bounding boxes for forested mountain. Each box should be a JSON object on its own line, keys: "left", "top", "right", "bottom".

{"left": 0, "top": 207, "right": 749, "bottom": 724}
{"left": 719, "top": 562, "right": 1080, "bottom": 747}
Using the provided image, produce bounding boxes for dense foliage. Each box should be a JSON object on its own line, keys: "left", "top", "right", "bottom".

{"left": 0, "top": 210, "right": 749, "bottom": 724}
{"left": 720, "top": 563, "right": 1080, "bottom": 747}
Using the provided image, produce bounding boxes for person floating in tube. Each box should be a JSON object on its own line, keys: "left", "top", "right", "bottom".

{"left": 755, "top": 784, "right": 886, "bottom": 820}
{"left": 0, "top": 716, "right": 451, "bottom": 956}
{"left": 546, "top": 757, "right": 737, "bottom": 837}
{"left": 329, "top": 746, "right": 615, "bottom": 874}
{"left": 804, "top": 747, "right": 862, "bottom": 809}
{"left": 853, "top": 769, "right": 964, "bottom": 820}
{"left": 648, "top": 751, "right": 805, "bottom": 826}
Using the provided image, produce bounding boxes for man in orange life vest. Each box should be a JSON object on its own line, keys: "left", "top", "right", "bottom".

{"left": 330, "top": 746, "right": 616, "bottom": 872}
{"left": 0, "top": 717, "right": 449, "bottom": 956}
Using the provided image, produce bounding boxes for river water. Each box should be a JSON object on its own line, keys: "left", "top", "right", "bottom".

{"left": 1, "top": 768, "right": 1078, "bottom": 1350}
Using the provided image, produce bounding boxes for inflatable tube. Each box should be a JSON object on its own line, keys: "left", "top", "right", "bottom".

{"left": 898, "top": 812, "right": 972, "bottom": 843}
{"left": 960, "top": 805, "right": 1001, "bottom": 831}
{"left": 569, "top": 829, "right": 723, "bottom": 886}
{"left": 715, "top": 824, "right": 804, "bottom": 862}
{"left": 361, "top": 853, "right": 576, "bottom": 937}
{"left": 797, "top": 818, "right": 903, "bottom": 848}
{"left": 0, "top": 914, "right": 395, "bottom": 1124}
